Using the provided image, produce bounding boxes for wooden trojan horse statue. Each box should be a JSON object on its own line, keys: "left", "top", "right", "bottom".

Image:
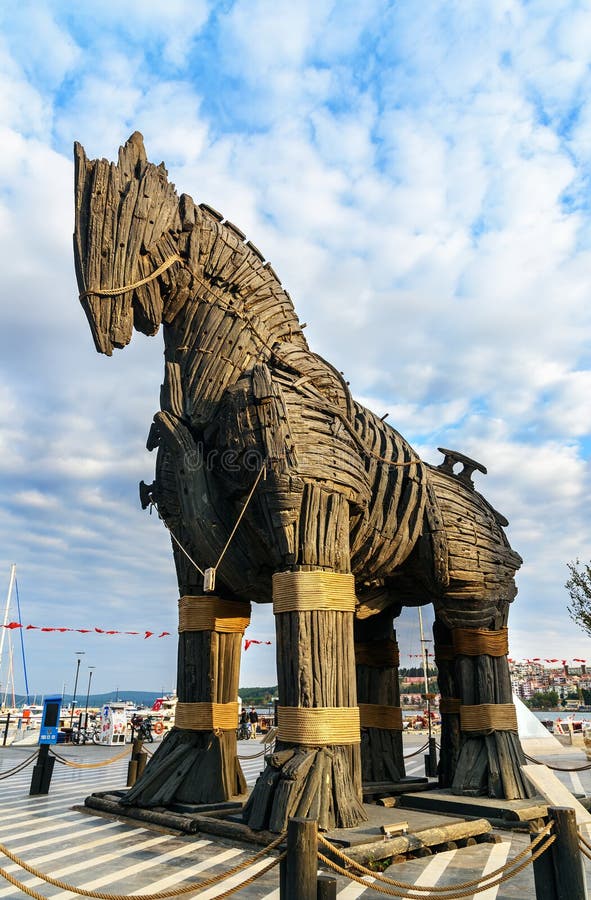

{"left": 73, "top": 132, "right": 531, "bottom": 832}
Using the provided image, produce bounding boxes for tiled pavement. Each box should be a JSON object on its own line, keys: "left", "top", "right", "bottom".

{"left": 0, "top": 737, "right": 588, "bottom": 898}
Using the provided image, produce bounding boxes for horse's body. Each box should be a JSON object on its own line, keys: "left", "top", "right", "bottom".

{"left": 74, "top": 133, "right": 530, "bottom": 830}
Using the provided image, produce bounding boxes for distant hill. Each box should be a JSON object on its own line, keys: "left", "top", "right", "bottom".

{"left": 10, "top": 687, "right": 279, "bottom": 708}
{"left": 11, "top": 690, "right": 163, "bottom": 708}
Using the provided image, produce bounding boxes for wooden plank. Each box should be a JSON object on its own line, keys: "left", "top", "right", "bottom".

{"left": 521, "top": 765, "right": 591, "bottom": 826}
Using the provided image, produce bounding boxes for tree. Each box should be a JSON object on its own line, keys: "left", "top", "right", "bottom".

{"left": 566, "top": 559, "right": 591, "bottom": 636}
{"left": 528, "top": 690, "right": 559, "bottom": 710}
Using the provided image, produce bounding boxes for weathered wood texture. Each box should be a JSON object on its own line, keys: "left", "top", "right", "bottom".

{"left": 123, "top": 616, "right": 245, "bottom": 807}
{"left": 74, "top": 132, "right": 528, "bottom": 812}
{"left": 355, "top": 611, "right": 405, "bottom": 784}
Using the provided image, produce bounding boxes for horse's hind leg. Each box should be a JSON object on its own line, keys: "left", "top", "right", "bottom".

{"left": 435, "top": 597, "right": 533, "bottom": 799}
{"left": 243, "top": 483, "right": 366, "bottom": 832}
{"left": 355, "top": 608, "right": 405, "bottom": 784}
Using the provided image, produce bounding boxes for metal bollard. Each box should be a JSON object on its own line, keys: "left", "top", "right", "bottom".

{"left": 29, "top": 744, "right": 56, "bottom": 795}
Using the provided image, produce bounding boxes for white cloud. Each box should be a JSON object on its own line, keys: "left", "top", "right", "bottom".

{"left": 1, "top": 0, "right": 591, "bottom": 693}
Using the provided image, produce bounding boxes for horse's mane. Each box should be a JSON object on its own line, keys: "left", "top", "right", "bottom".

{"left": 186, "top": 201, "right": 309, "bottom": 353}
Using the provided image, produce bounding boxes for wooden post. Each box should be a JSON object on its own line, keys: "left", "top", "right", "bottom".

{"left": 127, "top": 759, "right": 138, "bottom": 787}
{"left": 283, "top": 818, "right": 317, "bottom": 900}
{"left": 316, "top": 874, "right": 337, "bottom": 898}
{"left": 547, "top": 807, "right": 586, "bottom": 900}
{"left": 531, "top": 821, "right": 558, "bottom": 900}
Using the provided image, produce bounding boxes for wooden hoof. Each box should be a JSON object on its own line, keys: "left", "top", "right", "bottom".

{"left": 122, "top": 729, "right": 246, "bottom": 808}
{"left": 243, "top": 745, "right": 367, "bottom": 833}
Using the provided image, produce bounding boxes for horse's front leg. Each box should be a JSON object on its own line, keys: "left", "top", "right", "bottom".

{"left": 124, "top": 584, "right": 249, "bottom": 807}
{"left": 243, "top": 484, "right": 366, "bottom": 832}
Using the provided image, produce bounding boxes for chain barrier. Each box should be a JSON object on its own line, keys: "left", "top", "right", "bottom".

{"left": 317, "top": 822, "right": 555, "bottom": 898}
{"left": 0, "top": 750, "right": 38, "bottom": 779}
{"left": 403, "top": 740, "right": 429, "bottom": 759}
{"left": 49, "top": 745, "right": 132, "bottom": 768}
{"left": 524, "top": 751, "right": 591, "bottom": 772}
{"left": 0, "top": 832, "right": 285, "bottom": 900}
{"left": 237, "top": 746, "right": 268, "bottom": 761}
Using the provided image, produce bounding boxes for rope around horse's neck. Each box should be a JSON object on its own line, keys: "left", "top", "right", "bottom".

{"left": 78, "top": 254, "right": 183, "bottom": 299}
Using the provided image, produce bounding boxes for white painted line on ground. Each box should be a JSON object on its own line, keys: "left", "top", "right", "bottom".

{"left": 0, "top": 811, "right": 75, "bottom": 836}
{"left": 197, "top": 856, "right": 279, "bottom": 900}
{"left": 2, "top": 820, "right": 121, "bottom": 858}
{"left": 49, "top": 838, "right": 213, "bottom": 899}
{"left": 0, "top": 832, "right": 170, "bottom": 898}
{"left": 571, "top": 770, "right": 586, "bottom": 796}
{"left": 1, "top": 823, "right": 146, "bottom": 876}
{"left": 474, "top": 840, "right": 511, "bottom": 900}
{"left": 128, "top": 846, "right": 242, "bottom": 896}
{"left": 337, "top": 873, "right": 375, "bottom": 897}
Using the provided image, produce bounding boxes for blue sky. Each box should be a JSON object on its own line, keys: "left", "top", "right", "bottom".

{"left": 1, "top": 0, "right": 590, "bottom": 696}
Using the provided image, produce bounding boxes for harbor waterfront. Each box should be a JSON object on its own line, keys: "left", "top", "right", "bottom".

{"left": 1, "top": 730, "right": 590, "bottom": 898}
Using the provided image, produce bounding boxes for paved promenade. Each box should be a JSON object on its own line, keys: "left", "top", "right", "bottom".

{"left": 0, "top": 736, "right": 589, "bottom": 898}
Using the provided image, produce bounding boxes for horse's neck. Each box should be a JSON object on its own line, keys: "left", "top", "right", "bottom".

{"left": 160, "top": 207, "right": 308, "bottom": 427}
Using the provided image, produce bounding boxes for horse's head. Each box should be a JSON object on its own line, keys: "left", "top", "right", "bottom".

{"left": 74, "top": 132, "right": 183, "bottom": 355}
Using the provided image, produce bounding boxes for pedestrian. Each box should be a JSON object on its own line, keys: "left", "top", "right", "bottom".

{"left": 248, "top": 706, "right": 259, "bottom": 738}
{"left": 239, "top": 708, "right": 250, "bottom": 739}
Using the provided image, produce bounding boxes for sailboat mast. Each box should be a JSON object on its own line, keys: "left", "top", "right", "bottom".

{"left": 418, "top": 606, "right": 429, "bottom": 696}
{"left": 0, "top": 564, "right": 17, "bottom": 696}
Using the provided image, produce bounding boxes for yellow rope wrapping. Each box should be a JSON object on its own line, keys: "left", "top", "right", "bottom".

{"left": 452, "top": 627, "right": 509, "bottom": 657}
{"left": 79, "top": 254, "right": 183, "bottom": 299}
{"left": 272, "top": 571, "right": 356, "bottom": 613}
{"left": 178, "top": 596, "right": 251, "bottom": 633}
{"left": 439, "top": 697, "right": 462, "bottom": 715}
{"left": 460, "top": 703, "right": 518, "bottom": 734}
{"left": 175, "top": 701, "right": 239, "bottom": 732}
{"left": 277, "top": 706, "right": 360, "bottom": 745}
{"left": 0, "top": 833, "right": 285, "bottom": 900}
{"left": 358, "top": 704, "right": 403, "bottom": 731}
{"left": 49, "top": 745, "right": 132, "bottom": 768}
{"left": 355, "top": 640, "right": 400, "bottom": 668}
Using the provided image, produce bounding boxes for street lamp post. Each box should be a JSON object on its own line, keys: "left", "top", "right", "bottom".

{"left": 84, "top": 667, "right": 95, "bottom": 729}
{"left": 69, "top": 652, "right": 85, "bottom": 729}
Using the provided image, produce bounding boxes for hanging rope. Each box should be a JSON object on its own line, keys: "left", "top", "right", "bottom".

{"left": 79, "top": 254, "right": 183, "bottom": 299}
{"left": 50, "top": 745, "right": 132, "bottom": 768}
{"left": 317, "top": 822, "right": 555, "bottom": 897}
{"left": 0, "top": 750, "right": 38, "bottom": 779}
{"left": 0, "top": 832, "right": 285, "bottom": 900}
{"left": 525, "top": 751, "right": 591, "bottom": 772}
{"left": 154, "top": 462, "right": 267, "bottom": 589}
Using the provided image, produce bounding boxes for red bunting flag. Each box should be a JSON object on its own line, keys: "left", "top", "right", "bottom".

{"left": 244, "top": 639, "right": 272, "bottom": 651}
{"left": 2, "top": 621, "right": 171, "bottom": 638}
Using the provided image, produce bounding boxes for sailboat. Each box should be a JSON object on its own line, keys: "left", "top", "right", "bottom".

{"left": 0, "top": 565, "right": 39, "bottom": 743}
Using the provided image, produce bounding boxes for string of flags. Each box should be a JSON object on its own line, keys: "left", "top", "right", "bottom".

{"left": 1, "top": 621, "right": 272, "bottom": 650}
{"left": 1, "top": 621, "right": 170, "bottom": 639}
